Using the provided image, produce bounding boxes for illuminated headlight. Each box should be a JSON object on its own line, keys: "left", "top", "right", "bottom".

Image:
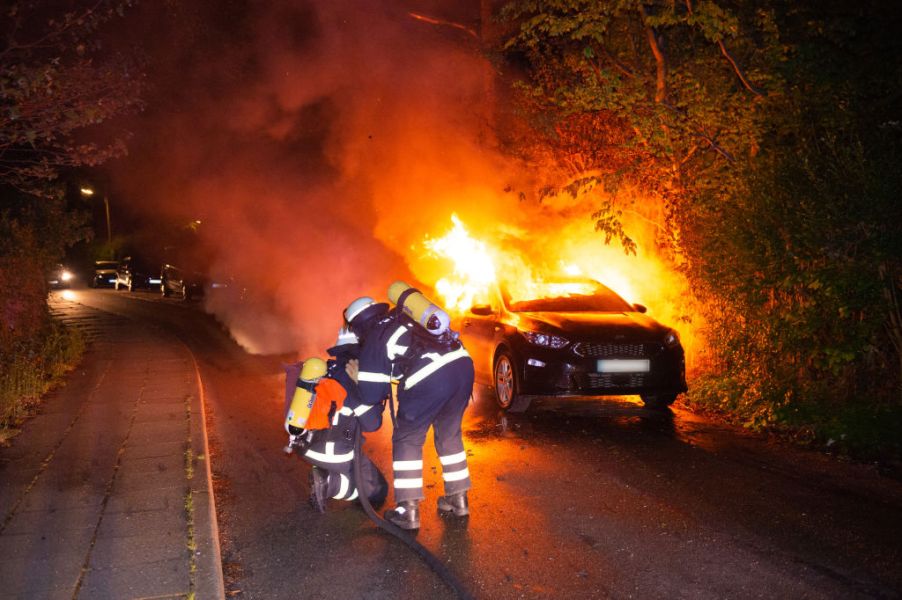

{"left": 61, "top": 270, "right": 73, "bottom": 282}
{"left": 521, "top": 330, "right": 569, "bottom": 349}
{"left": 664, "top": 330, "right": 681, "bottom": 349}
{"left": 149, "top": 278, "right": 162, "bottom": 285}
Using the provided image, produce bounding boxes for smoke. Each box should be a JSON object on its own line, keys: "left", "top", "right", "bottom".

{"left": 111, "top": 0, "right": 519, "bottom": 356}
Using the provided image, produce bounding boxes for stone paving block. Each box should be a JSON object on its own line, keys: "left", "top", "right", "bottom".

{"left": 118, "top": 452, "right": 184, "bottom": 475}
{"left": 78, "top": 558, "right": 190, "bottom": 600}
{"left": 113, "top": 466, "right": 186, "bottom": 493}
{"left": 123, "top": 439, "right": 185, "bottom": 460}
{"left": 105, "top": 486, "right": 184, "bottom": 514}
{"left": 2, "top": 505, "right": 100, "bottom": 535}
{"left": 0, "top": 557, "right": 81, "bottom": 599}
{"left": 96, "top": 505, "right": 186, "bottom": 540}
{"left": 89, "top": 531, "right": 188, "bottom": 568}
{"left": 19, "top": 484, "right": 105, "bottom": 512}
{"left": 132, "top": 404, "right": 183, "bottom": 423}
{"left": 0, "top": 527, "right": 95, "bottom": 563}
{"left": 127, "top": 424, "right": 188, "bottom": 446}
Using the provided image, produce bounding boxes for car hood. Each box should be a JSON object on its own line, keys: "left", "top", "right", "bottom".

{"left": 512, "top": 311, "right": 671, "bottom": 340}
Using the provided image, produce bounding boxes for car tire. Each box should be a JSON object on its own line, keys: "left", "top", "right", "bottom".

{"left": 640, "top": 393, "right": 677, "bottom": 410}
{"left": 493, "top": 351, "right": 519, "bottom": 411}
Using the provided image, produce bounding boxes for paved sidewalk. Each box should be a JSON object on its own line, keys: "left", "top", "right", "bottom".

{"left": 0, "top": 296, "right": 224, "bottom": 599}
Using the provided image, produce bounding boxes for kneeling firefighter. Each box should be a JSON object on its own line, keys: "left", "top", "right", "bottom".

{"left": 344, "top": 282, "right": 475, "bottom": 530}
{"left": 284, "top": 328, "right": 387, "bottom": 512}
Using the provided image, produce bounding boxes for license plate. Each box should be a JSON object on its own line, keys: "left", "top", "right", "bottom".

{"left": 597, "top": 359, "right": 650, "bottom": 373}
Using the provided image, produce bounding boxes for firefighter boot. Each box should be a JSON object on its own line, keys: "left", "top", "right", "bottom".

{"left": 384, "top": 500, "right": 420, "bottom": 530}
{"left": 309, "top": 467, "right": 329, "bottom": 514}
{"left": 437, "top": 491, "right": 469, "bottom": 517}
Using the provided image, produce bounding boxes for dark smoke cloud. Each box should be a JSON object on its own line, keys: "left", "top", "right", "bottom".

{"left": 110, "top": 0, "right": 521, "bottom": 355}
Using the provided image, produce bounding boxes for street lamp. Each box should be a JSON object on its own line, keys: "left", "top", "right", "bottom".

{"left": 80, "top": 185, "right": 111, "bottom": 245}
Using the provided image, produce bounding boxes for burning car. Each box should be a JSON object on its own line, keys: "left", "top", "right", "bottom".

{"left": 458, "top": 277, "right": 687, "bottom": 410}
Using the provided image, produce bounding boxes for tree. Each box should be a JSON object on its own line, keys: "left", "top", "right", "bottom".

{"left": 501, "top": 0, "right": 902, "bottom": 455}
{"left": 1, "top": 0, "right": 143, "bottom": 193}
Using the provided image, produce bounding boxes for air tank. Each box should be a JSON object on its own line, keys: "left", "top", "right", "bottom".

{"left": 388, "top": 281, "right": 450, "bottom": 336}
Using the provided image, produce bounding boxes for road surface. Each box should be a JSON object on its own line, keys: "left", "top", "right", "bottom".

{"left": 53, "top": 288, "right": 902, "bottom": 599}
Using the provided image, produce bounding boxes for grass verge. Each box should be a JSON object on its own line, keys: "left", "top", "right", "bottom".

{"left": 0, "top": 319, "right": 84, "bottom": 443}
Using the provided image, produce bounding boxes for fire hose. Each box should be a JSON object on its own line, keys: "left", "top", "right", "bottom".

{"left": 352, "top": 428, "right": 476, "bottom": 600}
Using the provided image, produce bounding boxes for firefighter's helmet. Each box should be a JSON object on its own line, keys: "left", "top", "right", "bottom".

{"left": 344, "top": 296, "right": 376, "bottom": 324}
{"left": 300, "top": 357, "right": 327, "bottom": 382}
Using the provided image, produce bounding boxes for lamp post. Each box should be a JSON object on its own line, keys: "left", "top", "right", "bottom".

{"left": 80, "top": 186, "right": 111, "bottom": 245}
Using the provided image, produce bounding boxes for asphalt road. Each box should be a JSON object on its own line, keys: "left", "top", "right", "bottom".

{"left": 62, "top": 288, "right": 902, "bottom": 599}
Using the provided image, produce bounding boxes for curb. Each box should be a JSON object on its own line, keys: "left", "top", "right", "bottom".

{"left": 188, "top": 349, "right": 226, "bottom": 600}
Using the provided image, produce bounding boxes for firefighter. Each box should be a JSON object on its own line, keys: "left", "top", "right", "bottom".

{"left": 344, "top": 291, "right": 474, "bottom": 530}
{"left": 286, "top": 328, "right": 388, "bottom": 513}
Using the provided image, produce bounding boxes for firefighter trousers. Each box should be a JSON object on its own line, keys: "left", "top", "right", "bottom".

{"left": 392, "top": 357, "right": 475, "bottom": 502}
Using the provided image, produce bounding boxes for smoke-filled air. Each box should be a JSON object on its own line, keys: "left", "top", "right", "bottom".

{"left": 112, "top": 0, "right": 698, "bottom": 361}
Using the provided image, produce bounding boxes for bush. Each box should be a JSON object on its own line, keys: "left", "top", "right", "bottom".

{"left": 0, "top": 319, "right": 84, "bottom": 434}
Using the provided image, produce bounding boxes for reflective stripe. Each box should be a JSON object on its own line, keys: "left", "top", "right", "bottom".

{"left": 394, "top": 477, "right": 424, "bottom": 489}
{"left": 386, "top": 326, "right": 409, "bottom": 360}
{"left": 404, "top": 347, "right": 470, "bottom": 389}
{"left": 331, "top": 412, "right": 340, "bottom": 426}
{"left": 442, "top": 467, "right": 470, "bottom": 482}
{"left": 393, "top": 459, "right": 423, "bottom": 471}
{"left": 358, "top": 371, "right": 391, "bottom": 383}
{"left": 340, "top": 404, "right": 374, "bottom": 417}
{"left": 347, "top": 489, "right": 359, "bottom": 501}
{"left": 305, "top": 448, "right": 354, "bottom": 463}
{"left": 439, "top": 451, "right": 467, "bottom": 466}
{"left": 333, "top": 474, "right": 350, "bottom": 499}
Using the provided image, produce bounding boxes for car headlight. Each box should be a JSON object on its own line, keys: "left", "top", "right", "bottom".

{"left": 61, "top": 270, "right": 73, "bottom": 282}
{"left": 521, "top": 330, "right": 569, "bottom": 349}
{"left": 664, "top": 329, "right": 681, "bottom": 349}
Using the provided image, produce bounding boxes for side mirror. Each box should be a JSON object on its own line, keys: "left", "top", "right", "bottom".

{"left": 470, "top": 304, "right": 493, "bottom": 316}
{"left": 632, "top": 303, "right": 647, "bottom": 314}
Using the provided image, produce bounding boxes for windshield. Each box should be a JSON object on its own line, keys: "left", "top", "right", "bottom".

{"left": 501, "top": 279, "right": 633, "bottom": 313}
{"left": 96, "top": 261, "right": 117, "bottom": 269}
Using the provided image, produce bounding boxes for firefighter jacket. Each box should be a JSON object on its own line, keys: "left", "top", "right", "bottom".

{"left": 355, "top": 314, "right": 470, "bottom": 406}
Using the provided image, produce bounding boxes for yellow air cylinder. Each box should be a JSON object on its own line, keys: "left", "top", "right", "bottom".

{"left": 388, "top": 281, "right": 450, "bottom": 335}
{"left": 285, "top": 357, "right": 327, "bottom": 433}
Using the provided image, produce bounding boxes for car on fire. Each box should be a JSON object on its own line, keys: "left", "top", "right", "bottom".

{"left": 115, "top": 256, "right": 162, "bottom": 292}
{"left": 90, "top": 260, "right": 119, "bottom": 288}
{"left": 457, "top": 277, "right": 687, "bottom": 410}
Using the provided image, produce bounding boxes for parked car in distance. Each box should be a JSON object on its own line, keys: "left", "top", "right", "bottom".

{"left": 90, "top": 260, "right": 119, "bottom": 288}
{"left": 160, "top": 264, "right": 206, "bottom": 301}
{"left": 115, "top": 257, "right": 161, "bottom": 292}
{"left": 458, "top": 277, "right": 687, "bottom": 411}
{"left": 48, "top": 264, "right": 74, "bottom": 289}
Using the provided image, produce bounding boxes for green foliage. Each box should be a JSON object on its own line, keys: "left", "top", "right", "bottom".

{"left": 502, "top": 0, "right": 902, "bottom": 457}
{"left": 0, "top": 318, "right": 84, "bottom": 432}
{"left": 1, "top": 0, "right": 143, "bottom": 193}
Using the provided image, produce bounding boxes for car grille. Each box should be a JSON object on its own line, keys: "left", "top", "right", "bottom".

{"left": 585, "top": 373, "right": 647, "bottom": 388}
{"left": 572, "top": 342, "right": 662, "bottom": 358}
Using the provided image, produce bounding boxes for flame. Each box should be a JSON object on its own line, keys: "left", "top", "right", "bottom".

{"left": 415, "top": 213, "right": 703, "bottom": 370}
{"left": 424, "top": 214, "right": 497, "bottom": 311}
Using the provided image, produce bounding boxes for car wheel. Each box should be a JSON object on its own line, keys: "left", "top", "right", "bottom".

{"left": 493, "top": 351, "right": 519, "bottom": 410}
{"left": 640, "top": 393, "right": 677, "bottom": 410}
